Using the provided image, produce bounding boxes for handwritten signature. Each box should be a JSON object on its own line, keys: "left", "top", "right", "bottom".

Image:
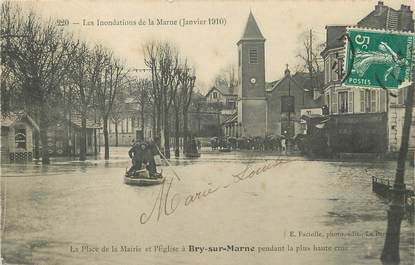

{"left": 139, "top": 159, "right": 290, "bottom": 224}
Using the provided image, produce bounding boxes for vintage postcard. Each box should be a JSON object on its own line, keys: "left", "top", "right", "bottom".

{"left": 1, "top": 0, "right": 414, "bottom": 264}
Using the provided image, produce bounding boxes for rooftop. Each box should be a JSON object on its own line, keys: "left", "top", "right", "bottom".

{"left": 206, "top": 81, "right": 237, "bottom": 97}
{"left": 321, "top": 2, "right": 414, "bottom": 54}
{"left": 238, "top": 11, "right": 265, "bottom": 43}
{"left": 1, "top": 111, "right": 40, "bottom": 131}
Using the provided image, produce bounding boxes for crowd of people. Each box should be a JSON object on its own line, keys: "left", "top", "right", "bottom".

{"left": 126, "top": 135, "right": 302, "bottom": 176}
{"left": 210, "top": 135, "right": 299, "bottom": 152}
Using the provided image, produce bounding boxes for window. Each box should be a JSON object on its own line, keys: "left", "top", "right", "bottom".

{"left": 249, "top": 48, "right": 258, "bottom": 64}
{"left": 238, "top": 48, "right": 241, "bottom": 66}
{"left": 324, "top": 57, "right": 330, "bottom": 84}
{"left": 331, "top": 57, "right": 338, "bottom": 82}
{"left": 348, "top": 91, "right": 354, "bottom": 113}
{"left": 213, "top": 92, "right": 218, "bottom": 99}
{"left": 361, "top": 90, "right": 370, "bottom": 113}
{"left": 332, "top": 92, "right": 337, "bottom": 114}
{"left": 227, "top": 99, "right": 236, "bottom": 109}
{"left": 370, "top": 90, "right": 377, "bottom": 112}
{"left": 15, "top": 128, "right": 26, "bottom": 149}
{"left": 281, "top": 96, "right": 294, "bottom": 113}
{"left": 331, "top": 57, "right": 344, "bottom": 82}
{"left": 325, "top": 55, "right": 344, "bottom": 84}
{"left": 337, "top": 58, "right": 344, "bottom": 80}
{"left": 360, "top": 90, "right": 377, "bottom": 113}
{"left": 338, "top": 91, "right": 348, "bottom": 113}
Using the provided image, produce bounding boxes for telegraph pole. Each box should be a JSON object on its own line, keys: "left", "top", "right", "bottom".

{"left": 381, "top": 68, "right": 414, "bottom": 263}
{"left": 287, "top": 64, "right": 292, "bottom": 152}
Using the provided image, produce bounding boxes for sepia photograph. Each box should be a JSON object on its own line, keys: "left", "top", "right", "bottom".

{"left": 1, "top": 0, "right": 414, "bottom": 264}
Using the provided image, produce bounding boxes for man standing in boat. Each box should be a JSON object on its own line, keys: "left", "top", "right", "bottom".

{"left": 127, "top": 140, "right": 146, "bottom": 175}
{"left": 144, "top": 140, "right": 158, "bottom": 178}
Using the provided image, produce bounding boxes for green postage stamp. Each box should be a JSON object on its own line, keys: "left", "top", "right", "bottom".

{"left": 344, "top": 28, "right": 414, "bottom": 89}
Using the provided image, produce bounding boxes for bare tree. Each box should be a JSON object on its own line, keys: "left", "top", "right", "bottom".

{"left": 70, "top": 43, "right": 96, "bottom": 160}
{"left": 143, "top": 41, "right": 181, "bottom": 158}
{"left": 172, "top": 76, "right": 183, "bottom": 157}
{"left": 1, "top": 1, "right": 24, "bottom": 113}
{"left": 144, "top": 41, "right": 162, "bottom": 140}
{"left": 130, "top": 78, "right": 152, "bottom": 140}
{"left": 296, "top": 29, "right": 325, "bottom": 92}
{"left": 179, "top": 64, "right": 196, "bottom": 155}
{"left": 94, "top": 46, "right": 128, "bottom": 160}
{"left": 213, "top": 63, "right": 238, "bottom": 94}
{"left": 4, "top": 9, "right": 79, "bottom": 164}
{"left": 110, "top": 86, "right": 127, "bottom": 147}
{"left": 161, "top": 44, "right": 180, "bottom": 158}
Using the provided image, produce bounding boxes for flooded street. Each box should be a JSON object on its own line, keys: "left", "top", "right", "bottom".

{"left": 1, "top": 149, "right": 414, "bottom": 265}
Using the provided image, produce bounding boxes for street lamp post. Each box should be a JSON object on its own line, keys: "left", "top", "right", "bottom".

{"left": 381, "top": 73, "right": 414, "bottom": 263}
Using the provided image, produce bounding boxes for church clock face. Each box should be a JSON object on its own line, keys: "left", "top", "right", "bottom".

{"left": 250, "top": 77, "right": 257, "bottom": 84}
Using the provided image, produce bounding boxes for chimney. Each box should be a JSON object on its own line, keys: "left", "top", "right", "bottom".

{"left": 400, "top": 5, "right": 412, "bottom": 13}
{"left": 375, "top": 1, "right": 385, "bottom": 15}
{"left": 399, "top": 4, "right": 414, "bottom": 32}
{"left": 284, "top": 64, "right": 291, "bottom": 76}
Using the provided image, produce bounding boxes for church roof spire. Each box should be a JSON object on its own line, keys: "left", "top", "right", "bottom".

{"left": 239, "top": 11, "right": 265, "bottom": 42}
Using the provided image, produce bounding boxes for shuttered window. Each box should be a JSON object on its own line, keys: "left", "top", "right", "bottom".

{"left": 371, "top": 90, "right": 377, "bottom": 112}
{"left": 332, "top": 91, "right": 338, "bottom": 114}
{"left": 348, "top": 91, "right": 353, "bottom": 113}
{"left": 380, "top": 90, "right": 386, "bottom": 112}
{"left": 360, "top": 89, "right": 378, "bottom": 113}
{"left": 331, "top": 57, "right": 338, "bottom": 81}
{"left": 338, "top": 91, "right": 348, "bottom": 114}
{"left": 249, "top": 48, "right": 258, "bottom": 64}
{"left": 360, "top": 90, "right": 365, "bottom": 113}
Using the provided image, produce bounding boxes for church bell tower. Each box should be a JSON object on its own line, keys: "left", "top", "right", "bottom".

{"left": 237, "top": 11, "right": 267, "bottom": 137}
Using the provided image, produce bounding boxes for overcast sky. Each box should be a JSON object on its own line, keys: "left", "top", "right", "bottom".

{"left": 18, "top": 0, "right": 414, "bottom": 93}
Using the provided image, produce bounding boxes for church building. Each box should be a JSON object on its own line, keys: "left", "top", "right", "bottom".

{"left": 227, "top": 12, "right": 321, "bottom": 138}
{"left": 237, "top": 11, "right": 267, "bottom": 137}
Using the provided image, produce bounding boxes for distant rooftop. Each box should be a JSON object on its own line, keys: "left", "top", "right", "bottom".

{"left": 322, "top": 1, "right": 414, "bottom": 54}
{"left": 357, "top": 1, "right": 413, "bottom": 32}
{"left": 206, "top": 81, "right": 237, "bottom": 97}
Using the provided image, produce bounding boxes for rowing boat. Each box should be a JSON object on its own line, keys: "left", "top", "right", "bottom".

{"left": 124, "top": 169, "right": 165, "bottom": 186}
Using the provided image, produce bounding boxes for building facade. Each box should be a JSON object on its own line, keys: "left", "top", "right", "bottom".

{"left": 48, "top": 115, "right": 100, "bottom": 157}
{"left": 266, "top": 69, "right": 322, "bottom": 138}
{"left": 1, "top": 112, "right": 39, "bottom": 161}
{"left": 228, "top": 12, "right": 322, "bottom": 139}
{"left": 205, "top": 83, "right": 237, "bottom": 110}
{"left": 321, "top": 1, "right": 414, "bottom": 153}
{"left": 106, "top": 97, "right": 153, "bottom": 146}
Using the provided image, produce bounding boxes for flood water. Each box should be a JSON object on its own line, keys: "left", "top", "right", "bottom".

{"left": 1, "top": 149, "right": 414, "bottom": 265}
